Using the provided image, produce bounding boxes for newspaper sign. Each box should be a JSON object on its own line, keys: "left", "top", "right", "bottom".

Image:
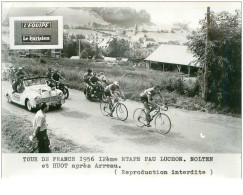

{"left": 9, "top": 16, "right": 63, "bottom": 49}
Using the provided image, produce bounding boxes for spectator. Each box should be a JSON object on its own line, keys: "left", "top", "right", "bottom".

{"left": 32, "top": 103, "right": 50, "bottom": 153}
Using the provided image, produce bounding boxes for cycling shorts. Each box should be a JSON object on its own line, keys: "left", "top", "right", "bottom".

{"left": 140, "top": 96, "right": 153, "bottom": 103}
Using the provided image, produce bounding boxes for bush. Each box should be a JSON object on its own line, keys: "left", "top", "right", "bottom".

{"left": 40, "top": 58, "right": 46, "bottom": 64}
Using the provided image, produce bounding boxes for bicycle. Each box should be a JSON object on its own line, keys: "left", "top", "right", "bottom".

{"left": 100, "top": 97, "right": 128, "bottom": 121}
{"left": 133, "top": 104, "right": 171, "bottom": 135}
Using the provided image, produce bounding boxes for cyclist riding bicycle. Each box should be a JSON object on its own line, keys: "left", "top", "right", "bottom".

{"left": 104, "top": 81, "right": 126, "bottom": 117}
{"left": 140, "top": 85, "right": 164, "bottom": 127}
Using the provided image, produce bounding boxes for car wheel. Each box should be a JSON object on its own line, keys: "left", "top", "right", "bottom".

{"left": 26, "top": 99, "right": 34, "bottom": 112}
{"left": 6, "top": 94, "right": 12, "bottom": 103}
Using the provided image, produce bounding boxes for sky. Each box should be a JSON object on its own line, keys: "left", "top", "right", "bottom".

{"left": 2, "top": 1, "right": 241, "bottom": 29}
{"left": 133, "top": 2, "right": 241, "bottom": 29}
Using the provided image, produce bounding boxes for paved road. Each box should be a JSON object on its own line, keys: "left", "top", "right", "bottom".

{"left": 2, "top": 81, "right": 241, "bottom": 153}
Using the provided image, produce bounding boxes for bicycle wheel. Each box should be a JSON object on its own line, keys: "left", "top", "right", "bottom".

{"left": 100, "top": 101, "right": 111, "bottom": 116}
{"left": 154, "top": 113, "right": 171, "bottom": 135}
{"left": 133, "top": 108, "right": 146, "bottom": 127}
{"left": 116, "top": 103, "right": 128, "bottom": 121}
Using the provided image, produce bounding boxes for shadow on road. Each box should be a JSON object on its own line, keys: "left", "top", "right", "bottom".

{"left": 60, "top": 111, "right": 91, "bottom": 119}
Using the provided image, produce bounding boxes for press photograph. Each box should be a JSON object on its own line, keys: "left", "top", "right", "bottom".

{"left": 1, "top": 1, "right": 241, "bottom": 157}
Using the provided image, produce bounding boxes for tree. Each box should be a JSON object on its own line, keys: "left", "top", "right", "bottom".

{"left": 106, "top": 38, "right": 131, "bottom": 57}
{"left": 63, "top": 41, "right": 78, "bottom": 58}
{"left": 187, "top": 10, "right": 241, "bottom": 113}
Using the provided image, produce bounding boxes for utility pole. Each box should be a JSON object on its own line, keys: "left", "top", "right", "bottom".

{"left": 79, "top": 39, "right": 80, "bottom": 58}
{"left": 203, "top": 7, "right": 210, "bottom": 100}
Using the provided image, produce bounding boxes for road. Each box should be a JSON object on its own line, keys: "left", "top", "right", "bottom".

{"left": 1, "top": 81, "right": 241, "bottom": 153}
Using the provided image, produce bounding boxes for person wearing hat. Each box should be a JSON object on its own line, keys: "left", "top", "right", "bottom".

{"left": 104, "top": 81, "right": 126, "bottom": 117}
{"left": 139, "top": 85, "right": 164, "bottom": 127}
{"left": 32, "top": 102, "right": 50, "bottom": 153}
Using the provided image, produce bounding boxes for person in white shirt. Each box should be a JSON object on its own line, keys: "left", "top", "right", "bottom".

{"left": 32, "top": 103, "right": 50, "bottom": 153}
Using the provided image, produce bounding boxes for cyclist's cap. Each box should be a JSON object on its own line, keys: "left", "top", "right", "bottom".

{"left": 48, "top": 67, "right": 51, "bottom": 71}
{"left": 88, "top": 69, "right": 92, "bottom": 73}
{"left": 19, "top": 67, "right": 23, "bottom": 70}
{"left": 114, "top": 81, "right": 119, "bottom": 86}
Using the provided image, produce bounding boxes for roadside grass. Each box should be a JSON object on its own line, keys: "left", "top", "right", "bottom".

{"left": 9, "top": 57, "right": 239, "bottom": 116}
{"left": 1, "top": 109, "right": 101, "bottom": 153}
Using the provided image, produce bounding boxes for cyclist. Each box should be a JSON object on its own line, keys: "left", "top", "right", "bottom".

{"left": 104, "top": 81, "right": 126, "bottom": 117}
{"left": 140, "top": 85, "right": 164, "bottom": 127}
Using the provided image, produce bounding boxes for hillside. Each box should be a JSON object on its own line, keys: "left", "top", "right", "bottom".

{"left": 2, "top": 7, "right": 172, "bottom": 31}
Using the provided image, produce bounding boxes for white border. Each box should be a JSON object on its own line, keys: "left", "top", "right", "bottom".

{"left": 9, "top": 16, "right": 63, "bottom": 49}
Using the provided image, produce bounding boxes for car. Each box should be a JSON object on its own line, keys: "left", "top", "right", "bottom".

{"left": 6, "top": 77, "right": 65, "bottom": 112}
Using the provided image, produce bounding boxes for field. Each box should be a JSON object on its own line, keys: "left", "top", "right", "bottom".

{"left": 6, "top": 56, "right": 236, "bottom": 115}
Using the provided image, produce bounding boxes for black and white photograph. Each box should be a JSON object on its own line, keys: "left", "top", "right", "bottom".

{"left": 1, "top": 1, "right": 242, "bottom": 178}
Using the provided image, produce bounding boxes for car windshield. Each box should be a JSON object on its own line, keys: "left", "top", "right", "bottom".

{"left": 23, "top": 78, "right": 46, "bottom": 87}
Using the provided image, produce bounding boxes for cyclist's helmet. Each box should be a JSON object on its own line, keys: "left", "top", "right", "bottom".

{"left": 88, "top": 69, "right": 92, "bottom": 73}
{"left": 48, "top": 67, "right": 51, "bottom": 71}
{"left": 114, "top": 81, "right": 119, "bottom": 87}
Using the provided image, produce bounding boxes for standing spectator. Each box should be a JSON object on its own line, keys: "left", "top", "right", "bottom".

{"left": 32, "top": 103, "right": 50, "bottom": 153}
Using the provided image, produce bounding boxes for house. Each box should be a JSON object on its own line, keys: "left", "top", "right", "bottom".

{"left": 145, "top": 44, "right": 201, "bottom": 75}
{"left": 70, "top": 56, "right": 80, "bottom": 60}
{"left": 104, "top": 57, "right": 116, "bottom": 62}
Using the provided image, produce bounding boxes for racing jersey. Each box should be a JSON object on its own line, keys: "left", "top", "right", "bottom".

{"left": 107, "top": 84, "right": 118, "bottom": 92}
{"left": 140, "top": 88, "right": 158, "bottom": 98}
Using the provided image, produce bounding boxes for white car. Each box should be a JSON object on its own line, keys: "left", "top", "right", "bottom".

{"left": 6, "top": 77, "right": 65, "bottom": 112}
